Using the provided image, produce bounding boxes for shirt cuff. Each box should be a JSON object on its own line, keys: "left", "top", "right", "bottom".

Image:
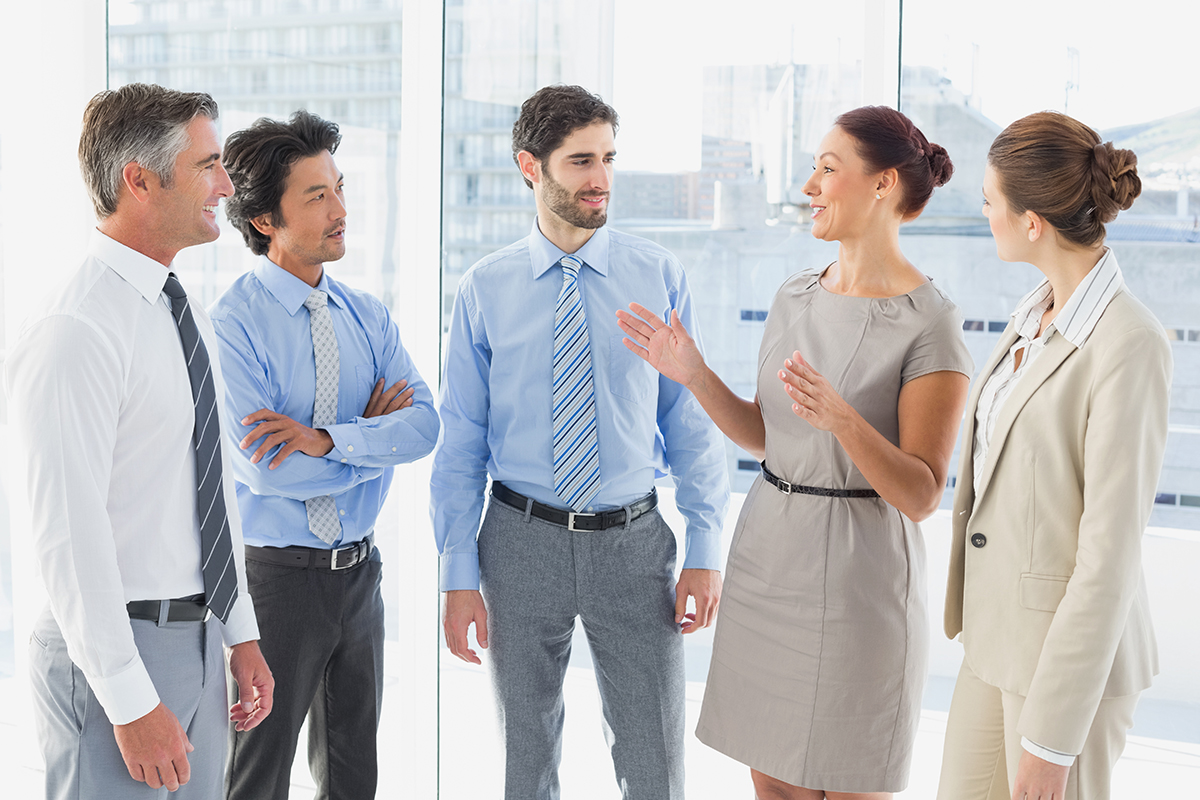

{"left": 439, "top": 551, "right": 481, "bottom": 592}
{"left": 218, "top": 593, "right": 261, "bottom": 647}
{"left": 1021, "top": 737, "right": 1077, "bottom": 767}
{"left": 681, "top": 527, "right": 723, "bottom": 572}
{"left": 87, "top": 656, "right": 160, "bottom": 726}
{"left": 324, "top": 422, "right": 367, "bottom": 464}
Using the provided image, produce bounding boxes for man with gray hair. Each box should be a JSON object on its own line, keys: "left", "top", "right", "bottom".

{"left": 6, "top": 83, "right": 273, "bottom": 799}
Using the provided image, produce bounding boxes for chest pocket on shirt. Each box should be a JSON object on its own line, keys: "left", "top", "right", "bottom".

{"left": 609, "top": 333, "right": 655, "bottom": 403}
{"left": 355, "top": 364, "right": 377, "bottom": 417}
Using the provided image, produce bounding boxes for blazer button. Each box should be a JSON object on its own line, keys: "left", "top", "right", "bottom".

{"left": 971, "top": 533, "right": 987, "bottom": 548}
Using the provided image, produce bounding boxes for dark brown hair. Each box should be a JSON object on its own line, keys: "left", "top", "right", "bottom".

{"left": 223, "top": 109, "right": 342, "bottom": 256}
{"left": 511, "top": 84, "right": 619, "bottom": 189}
{"left": 834, "top": 105, "right": 953, "bottom": 218}
{"left": 79, "top": 83, "right": 219, "bottom": 219}
{"left": 988, "top": 111, "right": 1140, "bottom": 248}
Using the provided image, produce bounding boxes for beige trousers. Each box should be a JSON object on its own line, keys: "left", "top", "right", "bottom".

{"left": 936, "top": 659, "right": 1139, "bottom": 800}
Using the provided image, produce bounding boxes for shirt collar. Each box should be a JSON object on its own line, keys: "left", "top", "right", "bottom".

{"left": 88, "top": 228, "right": 174, "bottom": 304}
{"left": 528, "top": 219, "right": 610, "bottom": 279}
{"left": 254, "top": 255, "right": 345, "bottom": 315}
{"left": 1009, "top": 248, "right": 1124, "bottom": 348}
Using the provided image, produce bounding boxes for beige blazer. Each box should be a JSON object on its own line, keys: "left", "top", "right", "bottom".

{"left": 944, "top": 287, "right": 1172, "bottom": 755}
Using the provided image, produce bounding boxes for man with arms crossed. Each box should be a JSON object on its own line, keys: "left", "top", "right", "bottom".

{"left": 212, "top": 110, "right": 439, "bottom": 800}
{"left": 6, "top": 83, "right": 274, "bottom": 799}
{"left": 433, "top": 84, "right": 729, "bottom": 799}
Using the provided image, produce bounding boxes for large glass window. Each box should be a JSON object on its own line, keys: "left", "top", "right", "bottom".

{"left": 1, "top": 2, "right": 1197, "bottom": 797}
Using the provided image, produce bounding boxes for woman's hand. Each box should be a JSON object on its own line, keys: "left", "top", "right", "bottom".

{"left": 616, "top": 302, "right": 706, "bottom": 388}
{"left": 1011, "top": 750, "right": 1070, "bottom": 800}
{"left": 779, "top": 351, "right": 852, "bottom": 433}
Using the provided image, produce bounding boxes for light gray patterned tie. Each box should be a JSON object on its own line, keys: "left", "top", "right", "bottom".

{"left": 552, "top": 255, "right": 601, "bottom": 511}
{"left": 304, "top": 290, "right": 342, "bottom": 543}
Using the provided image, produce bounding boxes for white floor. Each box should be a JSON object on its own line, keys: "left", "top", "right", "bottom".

{"left": 437, "top": 650, "right": 1200, "bottom": 800}
{"left": 2, "top": 642, "right": 1198, "bottom": 798}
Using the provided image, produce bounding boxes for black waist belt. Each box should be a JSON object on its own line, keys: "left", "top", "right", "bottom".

{"left": 127, "top": 596, "right": 210, "bottom": 625}
{"left": 491, "top": 482, "right": 657, "bottom": 532}
{"left": 246, "top": 534, "right": 375, "bottom": 571}
{"left": 761, "top": 462, "right": 880, "bottom": 498}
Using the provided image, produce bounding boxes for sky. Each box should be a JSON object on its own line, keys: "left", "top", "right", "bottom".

{"left": 609, "top": 0, "right": 1200, "bottom": 171}
{"left": 107, "top": 0, "right": 1199, "bottom": 173}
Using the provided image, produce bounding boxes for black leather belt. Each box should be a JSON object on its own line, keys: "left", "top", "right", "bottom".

{"left": 491, "top": 482, "right": 657, "bottom": 532}
{"left": 127, "top": 596, "right": 211, "bottom": 625}
{"left": 246, "top": 534, "right": 375, "bottom": 571}
{"left": 761, "top": 462, "right": 880, "bottom": 498}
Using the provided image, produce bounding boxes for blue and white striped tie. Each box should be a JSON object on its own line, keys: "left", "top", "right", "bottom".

{"left": 552, "top": 255, "right": 601, "bottom": 511}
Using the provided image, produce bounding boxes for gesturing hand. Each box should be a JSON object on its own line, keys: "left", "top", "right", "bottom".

{"left": 778, "top": 351, "right": 851, "bottom": 433}
{"left": 616, "top": 303, "right": 706, "bottom": 388}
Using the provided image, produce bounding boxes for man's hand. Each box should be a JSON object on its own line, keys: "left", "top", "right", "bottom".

{"left": 675, "top": 568, "right": 722, "bottom": 633}
{"left": 112, "top": 702, "right": 193, "bottom": 791}
{"left": 362, "top": 378, "right": 414, "bottom": 418}
{"left": 442, "top": 590, "right": 488, "bottom": 665}
{"left": 227, "top": 640, "right": 275, "bottom": 732}
{"left": 1011, "top": 749, "right": 1071, "bottom": 800}
{"left": 240, "top": 409, "right": 334, "bottom": 469}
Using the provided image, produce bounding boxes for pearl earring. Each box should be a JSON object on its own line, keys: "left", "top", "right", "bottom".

{"left": 876, "top": 193, "right": 882, "bottom": 200}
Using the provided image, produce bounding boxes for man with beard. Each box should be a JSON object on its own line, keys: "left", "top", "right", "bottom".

{"left": 432, "top": 84, "right": 728, "bottom": 799}
{"left": 211, "top": 110, "right": 439, "bottom": 799}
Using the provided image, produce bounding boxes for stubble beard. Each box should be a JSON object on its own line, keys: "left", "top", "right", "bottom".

{"left": 542, "top": 165, "right": 607, "bottom": 230}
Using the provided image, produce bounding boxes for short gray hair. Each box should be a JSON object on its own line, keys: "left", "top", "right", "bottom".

{"left": 79, "top": 83, "right": 220, "bottom": 219}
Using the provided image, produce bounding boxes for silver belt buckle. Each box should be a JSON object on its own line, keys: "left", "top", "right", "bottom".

{"left": 331, "top": 542, "right": 359, "bottom": 570}
{"left": 567, "top": 512, "right": 585, "bottom": 532}
{"left": 778, "top": 477, "right": 793, "bottom": 494}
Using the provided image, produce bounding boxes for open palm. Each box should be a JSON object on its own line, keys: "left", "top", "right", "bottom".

{"left": 616, "top": 302, "right": 706, "bottom": 387}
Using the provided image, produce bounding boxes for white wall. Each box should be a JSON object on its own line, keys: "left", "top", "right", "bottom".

{"left": 0, "top": 0, "right": 108, "bottom": 739}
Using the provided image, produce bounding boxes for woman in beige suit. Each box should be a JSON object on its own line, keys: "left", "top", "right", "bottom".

{"left": 937, "top": 111, "right": 1172, "bottom": 800}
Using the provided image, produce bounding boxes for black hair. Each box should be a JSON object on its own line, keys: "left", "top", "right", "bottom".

{"left": 223, "top": 109, "right": 342, "bottom": 255}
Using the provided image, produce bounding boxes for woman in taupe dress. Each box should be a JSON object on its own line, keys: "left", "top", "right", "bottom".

{"left": 618, "top": 106, "right": 973, "bottom": 799}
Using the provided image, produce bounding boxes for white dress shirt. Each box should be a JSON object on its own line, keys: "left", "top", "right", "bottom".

{"left": 972, "top": 247, "right": 1125, "bottom": 765}
{"left": 5, "top": 230, "right": 259, "bottom": 725}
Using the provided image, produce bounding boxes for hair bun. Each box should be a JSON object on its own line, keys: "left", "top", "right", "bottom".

{"left": 926, "top": 142, "right": 954, "bottom": 188}
{"left": 1091, "top": 141, "right": 1141, "bottom": 215}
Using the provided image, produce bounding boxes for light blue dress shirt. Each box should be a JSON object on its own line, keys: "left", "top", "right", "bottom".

{"left": 211, "top": 256, "right": 439, "bottom": 549}
{"left": 431, "top": 222, "right": 729, "bottom": 591}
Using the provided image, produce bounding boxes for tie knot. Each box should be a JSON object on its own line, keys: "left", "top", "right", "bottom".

{"left": 559, "top": 255, "right": 584, "bottom": 279}
{"left": 162, "top": 273, "right": 187, "bottom": 301}
{"left": 304, "top": 290, "right": 328, "bottom": 312}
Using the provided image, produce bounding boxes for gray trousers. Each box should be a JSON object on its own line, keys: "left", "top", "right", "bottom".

{"left": 225, "top": 546, "right": 384, "bottom": 800}
{"left": 29, "top": 605, "right": 228, "bottom": 800}
{"left": 478, "top": 496, "right": 685, "bottom": 800}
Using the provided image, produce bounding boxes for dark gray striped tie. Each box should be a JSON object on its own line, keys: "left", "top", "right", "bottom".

{"left": 163, "top": 274, "right": 238, "bottom": 623}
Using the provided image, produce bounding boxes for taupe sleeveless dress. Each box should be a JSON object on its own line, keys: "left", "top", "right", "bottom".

{"left": 696, "top": 269, "right": 973, "bottom": 792}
